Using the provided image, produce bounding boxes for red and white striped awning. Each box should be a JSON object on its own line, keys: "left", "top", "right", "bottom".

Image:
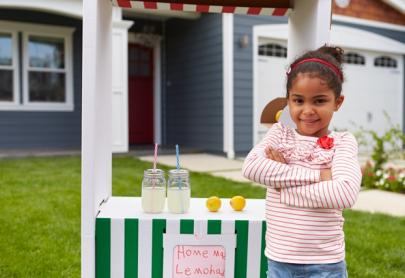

{"left": 113, "top": 0, "right": 292, "bottom": 16}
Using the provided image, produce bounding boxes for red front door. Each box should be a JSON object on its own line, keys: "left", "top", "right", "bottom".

{"left": 128, "top": 43, "right": 154, "bottom": 144}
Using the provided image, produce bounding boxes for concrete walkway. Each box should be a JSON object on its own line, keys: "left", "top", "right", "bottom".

{"left": 139, "top": 153, "right": 405, "bottom": 217}
{"left": 0, "top": 148, "right": 81, "bottom": 158}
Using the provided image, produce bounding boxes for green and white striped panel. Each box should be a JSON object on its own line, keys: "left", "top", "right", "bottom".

{"left": 96, "top": 218, "right": 267, "bottom": 278}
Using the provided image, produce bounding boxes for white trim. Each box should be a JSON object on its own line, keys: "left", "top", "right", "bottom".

{"left": 0, "top": 30, "right": 19, "bottom": 107}
{"left": 0, "top": 105, "right": 73, "bottom": 111}
{"left": 128, "top": 33, "right": 163, "bottom": 145}
{"left": 254, "top": 24, "right": 288, "bottom": 40}
{"left": 254, "top": 24, "right": 405, "bottom": 54}
{"left": 113, "top": 20, "right": 135, "bottom": 29}
{"left": 0, "top": 20, "right": 76, "bottom": 35}
{"left": 398, "top": 56, "right": 404, "bottom": 132}
{"left": 223, "top": 13, "right": 234, "bottom": 159}
{"left": 112, "top": 6, "right": 123, "bottom": 21}
{"left": 382, "top": 0, "right": 405, "bottom": 14}
{"left": 252, "top": 27, "right": 259, "bottom": 147}
{"left": 330, "top": 25, "right": 405, "bottom": 54}
{"left": 0, "top": 20, "right": 75, "bottom": 111}
{"left": 333, "top": 14, "right": 405, "bottom": 32}
{"left": 0, "top": 0, "right": 83, "bottom": 18}
{"left": 123, "top": 8, "right": 201, "bottom": 20}
{"left": 112, "top": 19, "right": 133, "bottom": 153}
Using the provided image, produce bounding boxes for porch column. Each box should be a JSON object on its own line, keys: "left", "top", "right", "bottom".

{"left": 287, "top": 0, "right": 332, "bottom": 62}
{"left": 112, "top": 8, "right": 134, "bottom": 153}
{"left": 82, "top": 0, "right": 112, "bottom": 277}
{"left": 223, "top": 13, "right": 235, "bottom": 159}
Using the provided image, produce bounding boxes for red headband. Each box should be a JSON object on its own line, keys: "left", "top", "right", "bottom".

{"left": 286, "top": 58, "right": 343, "bottom": 81}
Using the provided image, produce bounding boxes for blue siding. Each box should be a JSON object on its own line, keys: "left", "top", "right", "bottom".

{"left": 234, "top": 15, "right": 287, "bottom": 153}
{"left": 165, "top": 14, "right": 223, "bottom": 152}
{"left": 0, "top": 9, "right": 81, "bottom": 149}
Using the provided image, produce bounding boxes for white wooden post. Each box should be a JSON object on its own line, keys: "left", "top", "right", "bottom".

{"left": 287, "top": 0, "right": 332, "bottom": 62}
{"left": 223, "top": 13, "right": 235, "bottom": 159}
{"left": 112, "top": 8, "right": 134, "bottom": 153}
{"left": 82, "top": 0, "right": 112, "bottom": 277}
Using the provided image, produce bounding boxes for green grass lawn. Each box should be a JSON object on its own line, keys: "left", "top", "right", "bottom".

{"left": 0, "top": 155, "right": 404, "bottom": 277}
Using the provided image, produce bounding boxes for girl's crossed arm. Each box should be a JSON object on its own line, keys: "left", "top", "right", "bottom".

{"left": 279, "top": 132, "right": 361, "bottom": 209}
{"left": 242, "top": 124, "right": 321, "bottom": 188}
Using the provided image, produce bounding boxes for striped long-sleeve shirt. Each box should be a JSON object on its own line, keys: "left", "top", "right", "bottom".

{"left": 242, "top": 123, "right": 362, "bottom": 264}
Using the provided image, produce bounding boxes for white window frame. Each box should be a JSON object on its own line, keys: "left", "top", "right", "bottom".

{"left": 374, "top": 55, "right": 398, "bottom": 68}
{"left": 0, "top": 29, "right": 20, "bottom": 108}
{"left": 343, "top": 51, "right": 366, "bottom": 66}
{"left": 0, "top": 20, "right": 74, "bottom": 111}
{"left": 258, "top": 43, "right": 287, "bottom": 58}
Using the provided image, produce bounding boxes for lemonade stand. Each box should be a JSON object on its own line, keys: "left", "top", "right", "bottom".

{"left": 82, "top": 1, "right": 334, "bottom": 277}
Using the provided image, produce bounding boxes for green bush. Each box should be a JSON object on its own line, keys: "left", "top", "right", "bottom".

{"left": 362, "top": 163, "right": 405, "bottom": 193}
{"left": 354, "top": 112, "right": 405, "bottom": 193}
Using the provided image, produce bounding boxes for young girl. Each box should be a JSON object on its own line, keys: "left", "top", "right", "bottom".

{"left": 243, "top": 46, "right": 361, "bottom": 278}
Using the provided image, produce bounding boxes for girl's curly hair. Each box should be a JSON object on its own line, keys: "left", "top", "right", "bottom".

{"left": 286, "top": 46, "right": 345, "bottom": 98}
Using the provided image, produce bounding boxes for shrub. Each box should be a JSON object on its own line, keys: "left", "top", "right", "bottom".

{"left": 362, "top": 163, "right": 405, "bottom": 193}
{"left": 354, "top": 112, "right": 405, "bottom": 193}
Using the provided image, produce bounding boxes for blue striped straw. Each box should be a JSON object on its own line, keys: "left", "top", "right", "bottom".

{"left": 175, "top": 144, "right": 184, "bottom": 213}
{"left": 176, "top": 144, "right": 180, "bottom": 171}
{"left": 175, "top": 144, "right": 182, "bottom": 190}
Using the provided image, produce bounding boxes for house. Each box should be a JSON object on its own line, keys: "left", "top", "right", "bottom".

{"left": 0, "top": 0, "right": 404, "bottom": 158}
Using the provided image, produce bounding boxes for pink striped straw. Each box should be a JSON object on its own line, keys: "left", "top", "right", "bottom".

{"left": 153, "top": 143, "right": 158, "bottom": 171}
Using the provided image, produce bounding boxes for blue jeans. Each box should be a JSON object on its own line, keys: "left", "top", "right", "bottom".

{"left": 267, "top": 259, "right": 348, "bottom": 278}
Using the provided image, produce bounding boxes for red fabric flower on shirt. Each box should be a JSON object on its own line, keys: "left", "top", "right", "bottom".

{"left": 317, "top": 136, "right": 334, "bottom": 150}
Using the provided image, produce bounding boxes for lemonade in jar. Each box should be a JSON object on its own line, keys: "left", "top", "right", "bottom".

{"left": 167, "top": 169, "right": 190, "bottom": 213}
{"left": 141, "top": 169, "right": 166, "bottom": 213}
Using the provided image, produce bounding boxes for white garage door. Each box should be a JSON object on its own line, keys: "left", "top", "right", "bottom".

{"left": 333, "top": 49, "right": 403, "bottom": 136}
{"left": 256, "top": 41, "right": 404, "bottom": 146}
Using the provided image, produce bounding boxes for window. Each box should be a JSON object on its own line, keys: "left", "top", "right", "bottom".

{"left": 129, "top": 45, "right": 152, "bottom": 77}
{"left": 0, "top": 21, "right": 74, "bottom": 111}
{"left": 258, "top": 43, "right": 287, "bottom": 58}
{"left": 25, "top": 35, "right": 67, "bottom": 104}
{"left": 343, "top": 52, "right": 365, "bottom": 65}
{"left": 0, "top": 31, "right": 18, "bottom": 105}
{"left": 374, "top": 56, "right": 397, "bottom": 68}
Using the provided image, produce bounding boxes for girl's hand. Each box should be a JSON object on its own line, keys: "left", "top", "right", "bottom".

{"left": 320, "top": 169, "right": 332, "bottom": 181}
{"left": 265, "top": 147, "right": 286, "bottom": 164}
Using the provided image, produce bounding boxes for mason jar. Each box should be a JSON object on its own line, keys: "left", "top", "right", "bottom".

{"left": 167, "top": 169, "right": 190, "bottom": 213}
{"left": 141, "top": 169, "right": 166, "bottom": 213}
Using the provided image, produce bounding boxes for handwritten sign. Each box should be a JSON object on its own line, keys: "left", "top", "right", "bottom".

{"left": 173, "top": 245, "right": 225, "bottom": 277}
{"left": 163, "top": 234, "right": 236, "bottom": 278}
